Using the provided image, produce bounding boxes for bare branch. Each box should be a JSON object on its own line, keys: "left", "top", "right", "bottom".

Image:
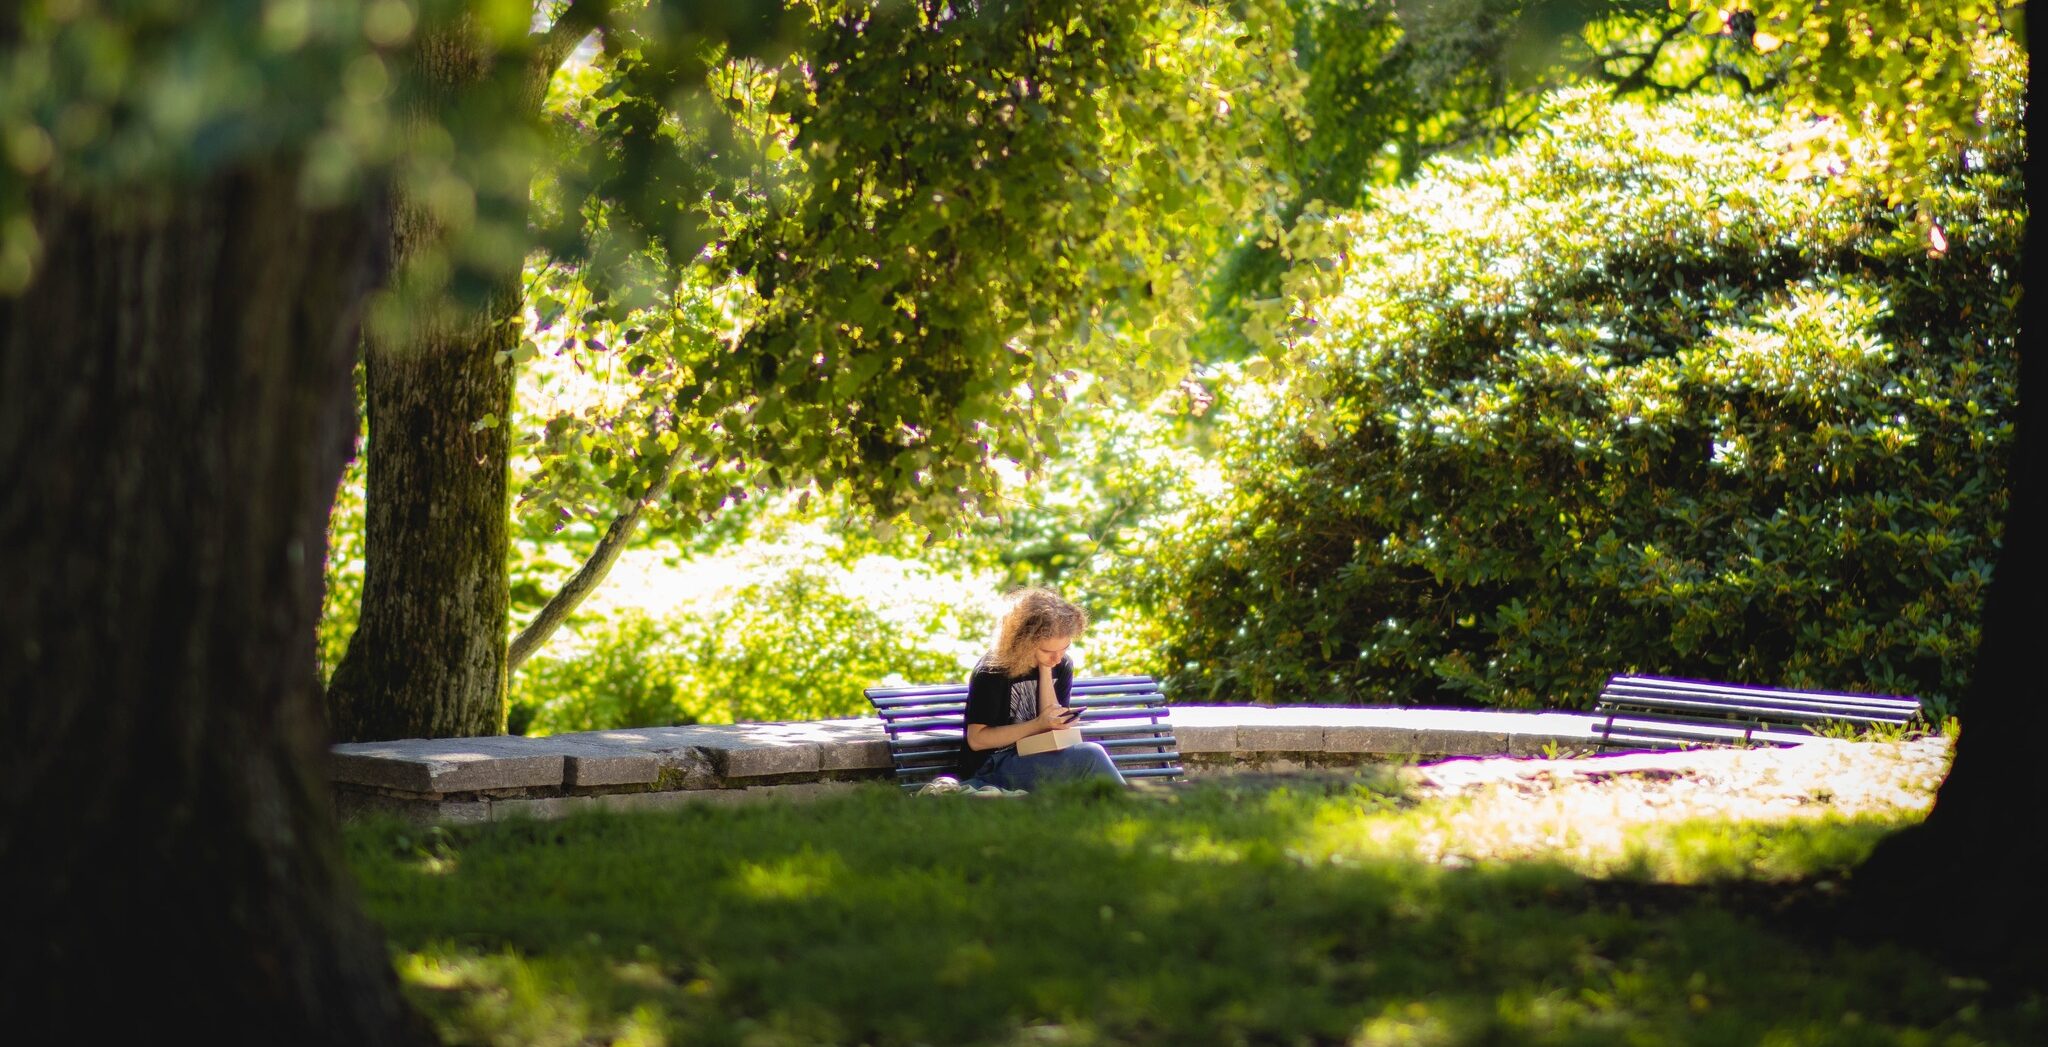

{"left": 535, "top": 0, "right": 608, "bottom": 77}
{"left": 507, "top": 438, "right": 685, "bottom": 670}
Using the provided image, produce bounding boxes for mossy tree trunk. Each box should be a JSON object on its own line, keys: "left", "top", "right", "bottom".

{"left": 326, "top": 20, "right": 576, "bottom": 742}
{"left": 0, "top": 170, "right": 428, "bottom": 1039}
{"left": 323, "top": 262, "right": 519, "bottom": 741}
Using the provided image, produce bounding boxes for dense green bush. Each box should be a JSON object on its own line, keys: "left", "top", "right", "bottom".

{"left": 508, "top": 565, "right": 980, "bottom": 734}
{"left": 1127, "top": 75, "right": 2023, "bottom": 712}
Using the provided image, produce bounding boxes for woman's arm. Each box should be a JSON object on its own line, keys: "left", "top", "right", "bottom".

{"left": 965, "top": 669, "right": 1074, "bottom": 750}
{"left": 965, "top": 714, "right": 1058, "bottom": 751}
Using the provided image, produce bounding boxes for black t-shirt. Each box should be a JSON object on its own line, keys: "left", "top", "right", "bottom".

{"left": 957, "top": 655, "right": 1074, "bottom": 780}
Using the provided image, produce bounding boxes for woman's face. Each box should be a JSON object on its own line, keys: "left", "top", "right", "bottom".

{"left": 1034, "top": 636, "right": 1072, "bottom": 668}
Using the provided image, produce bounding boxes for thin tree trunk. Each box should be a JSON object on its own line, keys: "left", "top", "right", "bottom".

{"left": 509, "top": 445, "right": 684, "bottom": 670}
{"left": 1847, "top": 6, "right": 2046, "bottom": 982}
{"left": 327, "top": 17, "right": 581, "bottom": 741}
{"left": 0, "top": 169, "right": 428, "bottom": 1039}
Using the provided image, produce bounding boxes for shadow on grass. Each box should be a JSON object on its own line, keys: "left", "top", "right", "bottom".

{"left": 346, "top": 773, "right": 2043, "bottom": 1046}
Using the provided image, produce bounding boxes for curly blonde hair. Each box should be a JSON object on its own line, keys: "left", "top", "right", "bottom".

{"left": 986, "top": 587, "right": 1088, "bottom": 676}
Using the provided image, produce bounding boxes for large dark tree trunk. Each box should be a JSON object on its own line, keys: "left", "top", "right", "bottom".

{"left": 326, "top": 20, "right": 572, "bottom": 742}
{"left": 1849, "top": 13, "right": 2047, "bottom": 983}
{"left": 0, "top": 170, "right": 428, "bottom": 1038}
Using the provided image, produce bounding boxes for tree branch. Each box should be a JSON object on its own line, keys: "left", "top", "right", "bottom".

{"left": 534, "top": 0, "right": 609, "bottom": 77}
{"left": 507, "top": 440, "right": 685, "bottom": 670}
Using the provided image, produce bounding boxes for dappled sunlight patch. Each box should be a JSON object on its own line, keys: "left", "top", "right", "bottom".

{"left": 727, "top": 848, "right": 849, "bottom": 902}
{"left": 398, "top": 950, "right": 474, "bottom": 991}
{"left": 409, "top": 851, "right": 460, "bottom": 877}
{"left": 1095, "top": 814, "right": 1150, "bottom": 855}
{"left": 398, "top": 946, "right": 608, "bottom": 1046}
{"left": 1351, "top": 1000, "right": 1462, "bottom": 1047}
{"left": 611, "top": 1004, "right": 673, "bottom": 1047}
{"left": 1162, "top": 830, "right": 1250, "bottom": 865}
{"left": 1614, "top": 814, "right": 1910, "bottom": 884}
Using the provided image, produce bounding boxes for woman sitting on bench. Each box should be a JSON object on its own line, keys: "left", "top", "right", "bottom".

{"left": 951, "top": 587, "right": 1126, "bottom": 792}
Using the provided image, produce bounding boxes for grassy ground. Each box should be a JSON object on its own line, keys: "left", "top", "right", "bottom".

{"left": 346, "top": 741, "right": 2043, "bottom": 1046}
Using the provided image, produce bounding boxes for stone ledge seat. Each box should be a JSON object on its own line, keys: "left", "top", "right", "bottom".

{"left": 325, "top": 704, "right": 1774, "bottom": 823}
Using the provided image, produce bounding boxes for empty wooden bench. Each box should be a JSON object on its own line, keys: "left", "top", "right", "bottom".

{"left": 1591, "top": 674, "right": 1923, "bottom": 750}
{"left": 863, "top": 674, "right": 1184, "bottom": 790}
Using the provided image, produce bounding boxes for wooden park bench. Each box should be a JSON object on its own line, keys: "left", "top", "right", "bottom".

{"left": 863, "top": 674, "right": 1184, "bottom": 790}
{"left": 1591, "top": 674, "right": 1923, "bottom": 751}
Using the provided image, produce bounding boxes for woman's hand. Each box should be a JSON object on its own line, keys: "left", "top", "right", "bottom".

{"left": 1033, "top": 701, "right": 1078, "bottom": 733}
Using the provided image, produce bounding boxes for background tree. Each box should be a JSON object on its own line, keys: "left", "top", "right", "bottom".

{"left": 1132, "top": 80, "right": 2021, "bottom": 711}
{"left": 325, "top": 0, "right": 787, "bottom": 740}
{"left": 331, "top": 0, "right": 1300, "bottom": 740}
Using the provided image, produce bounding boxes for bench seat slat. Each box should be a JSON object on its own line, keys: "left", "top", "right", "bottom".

{"left": 1602, "top": 710, "right": 1911, "bottom": 730}
{"left": 1592, "top": 732, "right": 1800, "bottom": 751}
{"left": 1593, "top": 718, "right": 1817, "bottom": 747}
{"left": 889, "top": 761, "right": 1187, "bottom": 787}
{"left": 889, "top": 728, "right": 1177, "bottom": 759}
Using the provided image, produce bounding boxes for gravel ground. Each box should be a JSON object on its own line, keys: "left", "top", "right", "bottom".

{"left": 1387, "top": 735, "right": 1954, "bottom": 869}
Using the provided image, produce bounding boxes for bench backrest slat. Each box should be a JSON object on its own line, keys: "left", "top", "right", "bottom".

{"left": 1602, "top": 676, "right": 1918, "bottom": 718}
{"left": 865, "top": 675, "right": 1183, "bottom": 788}
{"left": 1591, "top": 674, "right": 1923, "bottom": 750}
{"left": 1597, "top": 694, "right": 1915, "bottom": 725}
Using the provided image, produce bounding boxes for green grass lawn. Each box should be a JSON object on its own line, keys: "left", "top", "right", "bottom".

{"left": 347, "top": 772, "right": 2042, "bottom": 1046}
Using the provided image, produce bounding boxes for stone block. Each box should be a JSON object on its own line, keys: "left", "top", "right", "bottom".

{"left": 556, "top": 727, "right": 726, "bottom": 789}
{"left": 1172, "top": 724, "right": 1237, "bottom": 753}
{"left": 1504, "top": 716, "right": 1607, "bottom": 757}
{"left": 495, "top": 789, "right": 771, "bottom": 821}
{"left": 817, "top": 737, "right": 892, "bottom": 772}
{"left": 653, "top": 748, "right": 722, "bottom": 791}
{"left": 435, "top": 800, "right": 491, "bottom": 824}
{"left": 603, "top": 789, "right": 749, "bottom": 810}
{"left": 1504, "top": 732, "right": 1592, "bottom": 757}
{"left": 1182, "top": 753, "right": 1309, "bottom": 776}
{"left": 744, "top": 781, "right": 863, "bottom": 802}
{"left": 557, "top": 749, "right": 662, "bottom": 788}
{"left": 1234, "top": 725, "right": 1326, "bottom": 752}
{"left": 1411, "top": 727, "right": 1508, "bottom": 756}
{"left": 490, "top": 796, "right": 577, "bottom": 820}
{"left": 1322, "top": 724, "right": 1422, "bottom": 753}
{"left": 714, "top": 742, "right": 822, "bottom": 779}
{"left": 329, "top": 737, "right": 565, "bottom": 794}
{"left": 565, "top": 723, "right": 839, "bottom": 782}
{"left": 332, "top": 788, "right": 437, "bottom": 823}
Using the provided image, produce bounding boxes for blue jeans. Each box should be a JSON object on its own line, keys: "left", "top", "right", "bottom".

{"left": 967, "top": 742, "right": 1126, "bottom": 791}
